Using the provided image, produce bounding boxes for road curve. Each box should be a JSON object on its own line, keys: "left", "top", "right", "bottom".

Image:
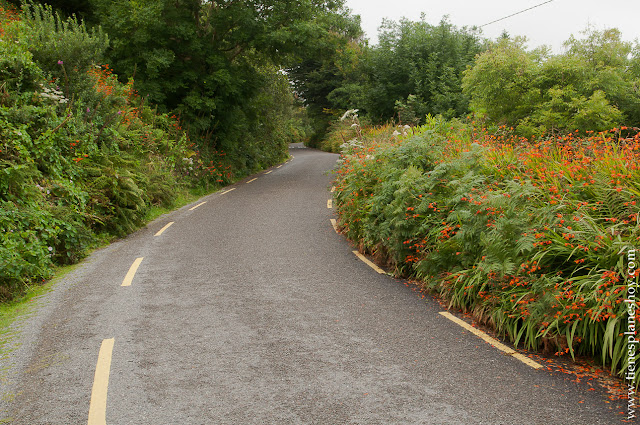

{"left": 1, "top": 145, "right": 624, "bottom": 424}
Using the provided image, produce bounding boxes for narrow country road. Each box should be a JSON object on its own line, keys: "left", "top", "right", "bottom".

{"left": 0, "top": 145, "right": 625, "bottom": 424}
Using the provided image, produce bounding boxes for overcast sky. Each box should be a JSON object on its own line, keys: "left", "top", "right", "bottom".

{"left": 344, "top": 0, "right": 640, "bottom": 52}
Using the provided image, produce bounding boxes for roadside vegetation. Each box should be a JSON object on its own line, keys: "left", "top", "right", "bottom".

{"left": 328, "top": 23, "right": 640, "bottom": 390}
{"left": 2, "top": 0, "right": 639, "bottom": 391}
{"left": 333, "top": 115, "right": 639, "bottom": 385}
{"left": 0, "top": 3, "right": 213, "bottom": 300}
{"left": 321, "top": 16, "right": 640, "bottom": 387}
{"left": 0, "top": 0, "right": 357, "bottom": 302}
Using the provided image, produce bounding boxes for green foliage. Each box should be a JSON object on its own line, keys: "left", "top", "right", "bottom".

{"left": 91, "top": 0, "right": 350, "bottom": 163}
{"left": 361, "top": 17, "right": 484, "bottom": 124}
{"left": 0, "top": 4, "right": 209, "bottom": 300}
{"left": 463, "top": 28, "right": 640, "bottom": 136}
{"left": 19, "top": 2, "right": 108, "bottom": 97}
{"left": 284, "top": 9, "right": 365, "bottom": 144}
{"left": 461, "top": 37, "right": 541, "bottom": 125}
{"left": 333, "top": 118, "right": 640, "bottom": 385}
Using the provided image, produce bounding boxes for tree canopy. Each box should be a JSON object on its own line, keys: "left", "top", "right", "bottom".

{"left": 462, "top": 28, "right": 640, "bottom": 136}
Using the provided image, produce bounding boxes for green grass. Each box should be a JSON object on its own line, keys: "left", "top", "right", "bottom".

{"left": 0, "top": 263, "right": 78, "bottom": 347}
{"left": 0, "top": 182, "right": 227, "bottom": 339}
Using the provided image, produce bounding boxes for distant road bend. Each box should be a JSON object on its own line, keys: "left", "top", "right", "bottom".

{"left": 1, "top": 143, "right": 623, "bottom": 424}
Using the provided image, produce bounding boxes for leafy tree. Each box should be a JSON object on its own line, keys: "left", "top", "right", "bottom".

{"left": 285, "top": 8, "right": 365, "bottom": 143}
{"left": 362, "top": 16, "right": 484, "bottom": 124}
{"left": 461, "top": 37, "right": 542, "bottom": 126}
{"left": 88, "top": 0, "right": 359, "bottom": 167}
{"left": 463, "top": 28, "right": 640, "bottom": 135}
{"left": 562, "top": 27, "right": 640, "bottom": 126}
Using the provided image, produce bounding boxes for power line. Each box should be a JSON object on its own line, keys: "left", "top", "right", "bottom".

{"left": 480, "top": 0, "right": 555, "bottom": 28}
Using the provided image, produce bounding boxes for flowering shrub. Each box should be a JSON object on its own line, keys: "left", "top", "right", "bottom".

{"left": 333, "top": 116, "right": 640, "bottom": 385}
{"left": 0, "top": 3, "right": 232, "bottom": 300}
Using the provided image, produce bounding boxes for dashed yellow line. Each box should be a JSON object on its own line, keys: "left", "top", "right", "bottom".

{"left": 88, "top": 338, "right": 115, "bottom": 425}
{"left": 327, "top": 199, "right": 333, "bottom": 209}
{"left": 438, "top": 311, "right": 543, "bottom": 369}
{"left": 121, "top": 257, "right": 143, "bottom": 287}
{"left": 154, "top": 222, "right": 174, "bottom": 236}
{"left": 330, "top": 219, "right": 339, "bottom": 233}
{"left": 264, "top": 170, "right": 273, "bottom": 174}
{"left": 247, "top": 178, "right": 258, "bottom": 184}
{"left": 352, "top": 251, "right": 385, "bottom": 274}
{"left": 221, "top": 188, "right": 235, "bottom": 195}
{"left": 189, "top": 201, "right": 206, "bottom": 211}
{"left": 331, "top": 186, "right": 336, "bottom": 193}
{"left": 276, "top": 165, "right": 283, "bottom": 169}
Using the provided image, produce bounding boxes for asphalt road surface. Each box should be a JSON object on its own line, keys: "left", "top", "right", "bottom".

{"left": 0, "top": 144, "right": 628, "bottom": 424}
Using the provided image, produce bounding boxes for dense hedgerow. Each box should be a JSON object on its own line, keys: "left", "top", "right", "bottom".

{"left": 333, "top": 114, "right": 640, "bottom": 385}
{"left": 0, "top": 4, "right": 231, "bottom": 300}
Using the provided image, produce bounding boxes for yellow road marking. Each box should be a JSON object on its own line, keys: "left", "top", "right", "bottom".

{"left": 352, "top": 251, "right": 385, "bottom": 274}
{"left": 330, "top": 219, "right": 339, "bottom": 233}
{"left": 264, "top": 170, "right": 273, "bottom": 174}
{"left": 331, "top": 186, "right": 336, "bottom": 193}
{"left": 438, "top": 311, "right": 543, "bottom": 369}
{"left": 221, "top": 188, "right": 236, "bottom": 195}
{"left": 189, "top": 202, "right": 206, "bottom": 211}
{"left": 247, "top": 178, "right": 258, "bottom": 184}
{"left": 512, "top": 352, "right": 544, "bottom": 369}
{"left": 327, "top": 199, "right": 333, "bottom": 209}
{"left": 88, "top": 338, "right": 115, "bottom": 425}
{"left": 276, "top": 164, "right": 283, "bottom": 168}
{"left": 121, "top": 257, "right": 143, "bottom": 287}
{"left": 154, "top": 222, "right": 174, "bottom": 236}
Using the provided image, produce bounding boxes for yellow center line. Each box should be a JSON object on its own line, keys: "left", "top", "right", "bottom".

{"left": 121, "top": 257, "right": 143, "bottom": 287}
{"left": 327, "top": 199, "right": 333, "bottom": 209}
{"left": 154, "top": 222, "right": 174, "bottom": 237}
{"left": 330, "top": 219, "right": 339, "bottom": 233}
{"left": 438, "top": 311, "right": 543, "bottom": 369}
{"left": 189, "top": 201, "right": 206, "bottom": 211}
{"left": 88, "top": 338, "right": 115, "bottom": 425}
{"left": 264, "top": 170, "right": 273, "bottom": 174}
{"left": 352, "top": 251, "right": 386, "bottom": 274}
{"left": 247, "top": 178, "right": 258, "bottom": 184}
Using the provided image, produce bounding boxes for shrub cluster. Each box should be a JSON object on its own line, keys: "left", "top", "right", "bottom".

{"left": 0, "top": 4, "right": 230, "bottom": 300}
{"left": 317, "top": 109, "right": 414, "bottom": 153}
{"left": 333, "top": 115, "right": 640, "bottom": 384}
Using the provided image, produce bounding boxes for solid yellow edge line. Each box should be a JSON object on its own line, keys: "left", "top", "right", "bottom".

{"left": 221, "top": 188, "right": 236, "bottom": 195}
{"left": 330, "top": 219, "right": 339, "bottom": 233}
{"left": 352, "top": 251, "right": 385, "bottom": 274}
{"left": 121, "top": 257, "right": 143, "bottom": 287}
{"left": 87, "top": 338, "right": 115, "bottom": 425}
{"left": 189, "top": 201, "right": 206, "bottom": 211}
{"left": 154, "top": 222, "right": 174, "bottom": 237}
{"left": 246, "top": 178, "right": 258, "bottom": 184}
{"left": 439, "top": 311, "right": 515, "bottom": 353}
{"left": 439, "top": 311, "right": 543, "bottom": 369}
{"left": 512, "top": 352, "right": 544, "bottom": 369}
{"left": 327, "top": 199, "right": 333, "bottom": 209}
